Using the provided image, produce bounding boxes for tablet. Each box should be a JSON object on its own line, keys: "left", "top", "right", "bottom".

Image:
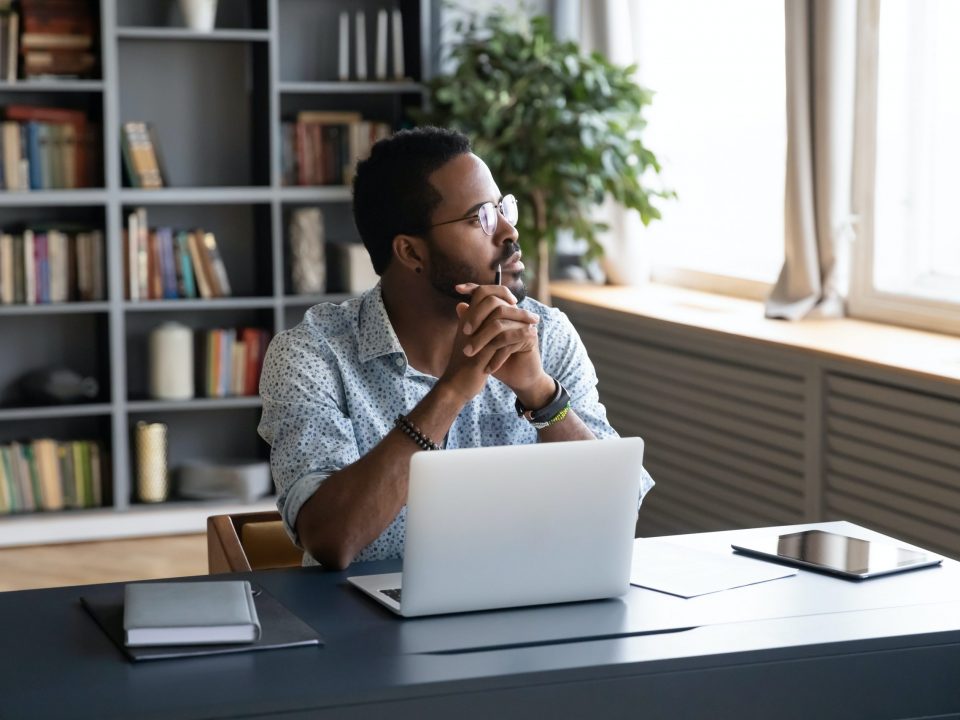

{"left": 731, "top": 529, "right": 943, "bottom": 580}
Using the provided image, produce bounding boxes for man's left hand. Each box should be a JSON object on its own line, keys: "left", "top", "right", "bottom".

{"left": 454, "top": 282, "right": 555, "bottom": 410}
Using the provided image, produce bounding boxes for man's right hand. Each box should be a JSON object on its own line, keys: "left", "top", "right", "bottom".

{"left": 437, "top": 284, "right": 539, "bottom": 403}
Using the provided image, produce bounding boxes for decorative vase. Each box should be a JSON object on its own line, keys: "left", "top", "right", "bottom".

{"left": 148, "top": 322, "right": 194, "bottom": 400}
{"left": 178, "top": 0, "right": 218, "bottom": 32}
{"left": 17, "top": 367, "right": 99, "bottom": 404}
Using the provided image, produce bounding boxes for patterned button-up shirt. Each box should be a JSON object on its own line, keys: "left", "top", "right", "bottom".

{"left": 258, "top": 283, "right": 654, "bottom": 565}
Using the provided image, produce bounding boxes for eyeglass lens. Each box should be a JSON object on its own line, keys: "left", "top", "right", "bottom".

{"left": 479, "top": 195, "right": 519, "bottom": 235}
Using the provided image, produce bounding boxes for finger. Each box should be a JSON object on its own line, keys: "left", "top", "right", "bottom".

{"left": 464, "top": 322, "right": 537, "bottom": 357}
{"left": 455, "top": 302, "right": 469, "bottom": 320}
{"left": 461, "top": 291, "right": 521, "bottom": 335}
{"left": 486, "top": 345, "right": 517, "bottom": 373}
{"left": 455, "top": 283, "right": 517, "bottom": 307}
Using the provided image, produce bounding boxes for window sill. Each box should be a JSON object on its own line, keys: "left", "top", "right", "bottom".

{"left": 550, "top": 281, "right": 960, "bottom": 387}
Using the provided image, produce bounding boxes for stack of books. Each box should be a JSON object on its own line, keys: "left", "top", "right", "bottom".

{"left": 124, "top": 207, "right": 232, "bottom": 301}
{"left": 0, "top": 226, "right": 104, "bottom": 304}
{"left": 281, "top": 111, "right": 391, "bottom": 187}
{"left": 1, "top": 104, "right": 98, "bottom": 189}
{"left": 0, "top": 438, "right": 105, "bottom": 514}
{"left": 201, "top": 327, "right": 271, "bottom": 398}
{"left": 18, "top": 0, "right": 98, "bottom": 79}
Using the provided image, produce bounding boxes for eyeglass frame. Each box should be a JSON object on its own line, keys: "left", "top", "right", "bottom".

{"left": 427, "top": 194, "right": 518, "bottom": 236}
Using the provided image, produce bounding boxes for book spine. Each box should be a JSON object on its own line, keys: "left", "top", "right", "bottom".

{"left": 23, "top": 229, "right": 35, "bottom": 305}
{"left": 202, "top": 232, "right": 231, "bottom": 297}
{"left": 175, "top": 231, "right": 197, "bottom": 299}
{"left": 187, "top": 230, "right": 212, "bottom": 298}
{"left": 2, "top": 446, "right": 22, "bottom": 512}
{"left": 127, "top": 210, "right": 140, "bottom": 300}
{"left": 136, "top": 207, "right": 149, "bottom": 298}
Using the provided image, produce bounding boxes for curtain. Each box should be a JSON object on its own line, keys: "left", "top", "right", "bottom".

{"left": 567, "top": 0, "right": 650, "bottom": 285}
{"left": 765, "top": 0, "right": 858, "bottom": 320}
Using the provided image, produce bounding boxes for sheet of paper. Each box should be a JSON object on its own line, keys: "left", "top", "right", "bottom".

{"left": 631, "top": 539, "right": 797, "bottom": 598}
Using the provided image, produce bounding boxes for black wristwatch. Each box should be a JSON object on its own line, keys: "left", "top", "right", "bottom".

{"left": 515, "top": 378, "right": 571, "bottom": 430}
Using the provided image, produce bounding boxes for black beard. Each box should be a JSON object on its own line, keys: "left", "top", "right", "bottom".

{"left": 428, "top": 242, "right": 527, "bottom": 303}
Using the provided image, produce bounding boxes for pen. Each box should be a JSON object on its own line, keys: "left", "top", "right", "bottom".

{"left": 494, "top": 264, "right": 501, "bottom": 286}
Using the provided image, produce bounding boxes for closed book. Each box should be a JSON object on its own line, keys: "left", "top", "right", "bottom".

{"left": 201, "top": 232, "right": 231, "bottom": 297}
{"left": 188, "top": 230, "right": 214, "bottom": 298}
{"left": 81, "top": 582, "right": 321, "bottom": 662}
{"left": 123, "top": 580, "right": 261, "bottom": 647}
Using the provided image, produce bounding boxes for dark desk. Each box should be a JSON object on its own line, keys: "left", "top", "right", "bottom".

{"left": 3, "top": 521, "right": 960, "bottom": 719}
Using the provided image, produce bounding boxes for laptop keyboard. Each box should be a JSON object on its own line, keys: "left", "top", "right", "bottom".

{"left": 381, "top": 588, "right": 402, "bottom": 602}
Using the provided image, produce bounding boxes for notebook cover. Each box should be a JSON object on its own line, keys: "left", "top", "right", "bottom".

{"left": 81, "top": 584, "right": 323, "bottom": 662}
{"left": 124, "top": 580, "right": 260, "bottom": 642}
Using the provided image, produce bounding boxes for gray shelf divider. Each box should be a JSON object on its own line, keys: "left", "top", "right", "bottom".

{"left": 0, "top": 0, "right": 433, "bottom": 541}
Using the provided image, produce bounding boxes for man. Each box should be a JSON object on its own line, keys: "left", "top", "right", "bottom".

{"left": 258, "top": 127, "right": 652, "bottom": 570}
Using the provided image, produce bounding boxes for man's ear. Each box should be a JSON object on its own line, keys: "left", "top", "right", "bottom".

{"left": 392, "top": 234, "right": 428, "bottom": 274}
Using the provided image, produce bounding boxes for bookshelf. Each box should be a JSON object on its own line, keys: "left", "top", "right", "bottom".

{"left": 0, "top": 0, "right": 433, "bottom": 546}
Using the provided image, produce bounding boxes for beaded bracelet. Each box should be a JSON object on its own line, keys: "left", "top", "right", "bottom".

{"left": 395, "top": 414, "right": 442, "bottom": 451}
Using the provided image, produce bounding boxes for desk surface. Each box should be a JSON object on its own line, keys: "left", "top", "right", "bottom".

{"left": 3, "top": 521, "right": 960, "bottom": 720}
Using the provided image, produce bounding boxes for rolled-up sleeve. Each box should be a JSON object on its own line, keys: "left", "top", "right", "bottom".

{"left": 257, "top": 330, "right": 360, "bottom": 546}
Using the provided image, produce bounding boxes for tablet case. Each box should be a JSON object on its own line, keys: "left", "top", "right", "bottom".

{"left": 81, "top": 583, "right": 322, "bottom": 661}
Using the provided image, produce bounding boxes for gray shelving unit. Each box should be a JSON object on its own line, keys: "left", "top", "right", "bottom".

{"left": 0, "top": 0, "right": 433, "bottom": 544}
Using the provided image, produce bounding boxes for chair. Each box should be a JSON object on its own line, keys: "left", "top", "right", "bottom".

{"left": 207, "top": 510, "right": 303, "bottom": 573}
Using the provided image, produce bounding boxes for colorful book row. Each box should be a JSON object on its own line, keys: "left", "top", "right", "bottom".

{"left": 124, "top": 207, "right": 232, "bottom": 301}
{"left": 1, "top": 105, "right": 98, "bottom": 190}
{"left": 0, "top": 439, "right": 104, "bottom": 515}
{"left": 0, "top": 227, "right": 105, "bottom": 304}
{"left": 202, "top": 327, "right": 271, "bottom": 398}
{"left": 281, "top": 111, "right": 391, "bottom": 187}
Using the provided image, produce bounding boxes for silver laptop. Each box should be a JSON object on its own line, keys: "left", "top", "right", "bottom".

{"left": 347, "top": 437, "right": 644, "bottom": 617}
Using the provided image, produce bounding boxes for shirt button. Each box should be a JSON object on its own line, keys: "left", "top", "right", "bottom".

{"left": 395, "top": 357, "right": 404, "bottom": 367}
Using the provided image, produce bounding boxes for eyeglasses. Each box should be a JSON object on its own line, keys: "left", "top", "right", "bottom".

{"left": 429, "top": 194, "right": 519, "bottom": 236}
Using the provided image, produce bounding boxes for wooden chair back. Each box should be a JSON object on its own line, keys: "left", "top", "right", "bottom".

{"left": 207, "top": 510, "right": 303, "bottom": 573}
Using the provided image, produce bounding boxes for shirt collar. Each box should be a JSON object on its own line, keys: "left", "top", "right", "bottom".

{"left": 358, "top": 283, "right": 406, "bottom": 364}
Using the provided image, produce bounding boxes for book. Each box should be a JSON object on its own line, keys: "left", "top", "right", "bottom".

{"left": 123, "top": 580, "right": 260, "bottom": 647}
{"left": 187, "top": 230, "right": 213, "bottom": 299}
{"left": 5, "top": 10, "right": 18, "bottom": 82}
{"left": 81, "top": 582, "right": 322, "bottom": 662}
{"left": 126, "top": 210, "right": 139, "bottom": 300}
{"left": 6, "top": 104, "right": 90, "bottom": 188}
{"left": 121, "top": 121, "right": 163, "bottom": 189}
{"left": 201, "top": 231, "right": 231, "bottom": 297}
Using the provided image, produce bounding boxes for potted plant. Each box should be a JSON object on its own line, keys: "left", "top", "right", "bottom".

{"left": 416, "top": 9, "right": 671, "bottom": 302}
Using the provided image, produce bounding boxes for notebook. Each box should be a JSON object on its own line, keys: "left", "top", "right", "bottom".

{"left": 81, "top": 582, "right": 322, "bottom": 661}
{"left": 348, "top": 437, "right": 645, "bottom": 617}
{"left": 124, "top": 580, "right": 260, "bottom": 646}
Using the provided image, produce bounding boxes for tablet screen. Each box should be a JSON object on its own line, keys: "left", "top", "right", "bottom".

{"left": 732, "top": 529, "right": 942, "bottom": 579}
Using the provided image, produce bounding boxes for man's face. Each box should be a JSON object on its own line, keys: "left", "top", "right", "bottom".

{"left": 423, "top": 153, "right": 525, "bottom": 303}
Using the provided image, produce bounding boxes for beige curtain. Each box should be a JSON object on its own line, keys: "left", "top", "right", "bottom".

{"left": 577, "top": 0, "right": 650, "bottom": 285}
{"left": 765, "top": 0, "right": 858, "bottom": 320}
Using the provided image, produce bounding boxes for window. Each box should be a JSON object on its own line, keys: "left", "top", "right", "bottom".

{"left": 850, "top": 0, "right": 960, "bottom": 332}
{"left": 633, "top": 0, "right": 786, "bottom": 294}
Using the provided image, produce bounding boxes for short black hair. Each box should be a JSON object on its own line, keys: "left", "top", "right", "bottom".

{"left": 353, "top": 126, "right": 472, "bottom": 275}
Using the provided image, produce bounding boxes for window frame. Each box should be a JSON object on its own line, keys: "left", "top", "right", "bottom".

{"left": 847, "top": 0, "right": 960, "bottom": 335}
